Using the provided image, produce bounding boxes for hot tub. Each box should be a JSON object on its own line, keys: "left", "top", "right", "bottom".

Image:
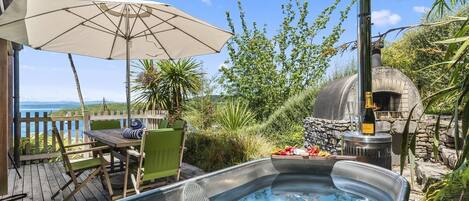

{"left": 120, "top": 158, "right": 409, "bottom": 201}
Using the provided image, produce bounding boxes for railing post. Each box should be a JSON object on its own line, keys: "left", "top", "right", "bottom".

{"left": 83, "top": 111, "right": 90, "bottom": 158}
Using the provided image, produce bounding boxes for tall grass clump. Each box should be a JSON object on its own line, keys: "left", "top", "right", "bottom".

{"left": 217, "top": 101, "right": 256, "bottom": 131}
{"left": 183, "top": 130, "right": 273, "bottom": 172}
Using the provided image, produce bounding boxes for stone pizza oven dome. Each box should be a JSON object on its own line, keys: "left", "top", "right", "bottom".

{"left": 313, "top": 51, "right": 423, "bottom": 120}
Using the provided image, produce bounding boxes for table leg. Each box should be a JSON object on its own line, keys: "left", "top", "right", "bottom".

{"left": 123, "top": 153, "right": 130, "bottom": 198}
{"left": 110, "top": 152, "right": 115, "bottom": 173}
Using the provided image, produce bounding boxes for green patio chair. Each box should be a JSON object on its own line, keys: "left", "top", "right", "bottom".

{"left": 123, "top": 129, "right": 186, "bottom": 197}
{"left": 90, "top": 120, "right": 121, "bottom": 130}
{"left": 90, "top": 120, "right": 121, "bottom": 169}
{"left": 51, "top": 127, "right": 113, "bottom": 201}
{"left": 172, "top": 120, "right": 185, "bottom": 130}
{"left": 158, "top": 119, "right": 169, "bottom": 129}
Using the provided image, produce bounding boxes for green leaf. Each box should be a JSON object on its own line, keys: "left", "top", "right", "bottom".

{"left": 400, "top": 105, "right": 417, "bottom": 175}
{"left": 434, "top": 36, "right": 469, "bottom": 44}
{"left": 447, "top": 37, "right": 469, "bottom": 69}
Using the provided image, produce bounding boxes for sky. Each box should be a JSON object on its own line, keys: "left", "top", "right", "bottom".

{"left": 18, "top": 0, "right": 434, "bottom": 102}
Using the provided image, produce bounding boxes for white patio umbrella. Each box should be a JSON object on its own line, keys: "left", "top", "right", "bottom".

{"left": 0, "top": 0, "right": 232, "bottom": 124}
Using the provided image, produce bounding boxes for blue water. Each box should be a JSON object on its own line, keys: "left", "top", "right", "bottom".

{"left": 239, "top": 187, "right": 369, "bottom": 201}
{"left": 19, "top": 102, "right": 82, "bottom": 137}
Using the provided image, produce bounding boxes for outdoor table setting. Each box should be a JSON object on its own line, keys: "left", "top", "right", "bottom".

{"left": 83, "top": 119, "right": 184, "bottom": 199}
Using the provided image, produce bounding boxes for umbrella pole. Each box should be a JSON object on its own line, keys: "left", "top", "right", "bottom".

{"left": 125, "top": 5, "right": 131, "bottom": 126}
{"left": 126, "top": 39, "right": 131, "bottom": 127}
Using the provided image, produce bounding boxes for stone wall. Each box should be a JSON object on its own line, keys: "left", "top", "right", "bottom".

{"left": 304, "top": 116, "right": 461, "bottom": 166}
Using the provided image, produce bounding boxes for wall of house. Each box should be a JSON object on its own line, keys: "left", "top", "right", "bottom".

{"left": 304, "top": 116, "right": 461, "bottom": 168}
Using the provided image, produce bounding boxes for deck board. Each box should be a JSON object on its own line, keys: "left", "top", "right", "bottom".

{"left": 31, "top": 164, "right": 44, "bottom": 201}
{"left": 22, "top": 163, "right": 32, "bottom": 201}
{"left": 12, "top": 165, "right": 24, "bottom": 199}
{"left": 6, "top": 162, "right": 205, "bottom": 201}
{"left": 38, "top": 164, "right": 53, "bottom": 201}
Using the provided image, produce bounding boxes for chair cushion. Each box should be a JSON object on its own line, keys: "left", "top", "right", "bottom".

{"left": 69, "top": 158, "right": 103, "bottom": 171}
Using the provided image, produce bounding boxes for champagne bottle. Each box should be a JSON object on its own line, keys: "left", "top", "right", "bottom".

{"left": 362, "top": 91, "right": 375, "bottom": 135}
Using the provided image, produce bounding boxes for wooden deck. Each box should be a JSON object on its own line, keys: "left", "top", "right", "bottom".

{"left": 2, "top": 162, "right": 111, "bottom": 201}
{"left": 1, "top": 162, "right": 206, "bottom": 201}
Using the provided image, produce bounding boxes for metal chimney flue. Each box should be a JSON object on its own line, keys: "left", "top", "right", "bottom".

{"left": 345, "top": 0, "right": 393, "bottom": 170}
{"left": 372, "top": 47, "right": 382, "bottom": 68}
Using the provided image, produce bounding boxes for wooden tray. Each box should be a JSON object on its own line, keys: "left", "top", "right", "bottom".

{"left": 271, "top": 155, "right": 357, "bottom": 161}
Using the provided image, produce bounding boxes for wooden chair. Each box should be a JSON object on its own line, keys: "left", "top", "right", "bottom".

{"left": 123, "top": 128, "right": 186, "bottom": 197}
{"left": 90, "top": 120, "right": 121, "bottom": 169}
{"left": 90, "top": 120, "right": 121, "bottom": 131}
{"left": 158, "top": 119, "right": 169, "bottom": 129}
{"left": 51, "top": 127, "right": 113, "bottom": 201}
{"left": 172, "top": 119, "right": 185, "bottom": 130}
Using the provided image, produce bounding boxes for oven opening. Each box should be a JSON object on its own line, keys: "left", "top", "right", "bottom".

{"left": 373, "top": 91, "right": 401, "bottom": 112}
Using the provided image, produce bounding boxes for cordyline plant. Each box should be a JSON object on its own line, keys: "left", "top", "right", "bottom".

{"left": 132, "top": 58, "right": 204, "bottom": 120}
{"left": 220, "top": 0, "right": 356, "bottom": 120}
{"left": 398, "top": 0, "right": 469, "bottom": 200}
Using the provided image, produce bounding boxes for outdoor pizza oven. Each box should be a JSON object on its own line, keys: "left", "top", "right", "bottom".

{"left": 313, "top": 49, "right": 423, "bottom": 121}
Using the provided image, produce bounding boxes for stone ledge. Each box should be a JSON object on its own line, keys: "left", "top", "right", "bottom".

{"left": 416, "top": 161, "right": 450, "bottom": 192}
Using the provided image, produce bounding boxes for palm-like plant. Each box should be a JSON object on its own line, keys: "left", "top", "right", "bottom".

{"left": 132, "top": 58, "right": 203, "bottom": 119}
{"left": 132, "top": 59, "right": 168, "bottom": 111}
{"left": 160, "top": 58, "right": 204, "bottom": 119}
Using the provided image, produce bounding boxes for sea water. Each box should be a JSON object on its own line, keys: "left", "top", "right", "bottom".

{"left": 239, "top": 186, "right": 371, "bottom": 201}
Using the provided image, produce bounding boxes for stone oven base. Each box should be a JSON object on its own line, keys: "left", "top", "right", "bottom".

{"left": 304, "top": 116, "right": 462, "bottom": 166}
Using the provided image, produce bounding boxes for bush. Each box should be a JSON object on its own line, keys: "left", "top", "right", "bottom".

{"left": 183, "top": 129, "right": 273, "bottom": 172}
{"left": 250, "top": 87, "right": 319, "bottom": 146}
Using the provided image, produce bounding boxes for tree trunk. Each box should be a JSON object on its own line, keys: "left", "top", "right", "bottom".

{"left": 67, "top": 54, "right": 86, "bottom": 120}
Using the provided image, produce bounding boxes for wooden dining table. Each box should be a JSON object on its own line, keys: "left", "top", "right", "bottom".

{"left": 84, "top": 129, "right": 141, "bottom": 149}
{"left": 84, "top": 129, "right": 141, "bottom": 171}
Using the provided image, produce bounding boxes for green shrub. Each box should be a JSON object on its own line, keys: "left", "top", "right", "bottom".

{"left": 183, "top": 129, "right": 273, "bottom": 172}
{"left": 250, "top": 87, "right": 319, "bottom": 146}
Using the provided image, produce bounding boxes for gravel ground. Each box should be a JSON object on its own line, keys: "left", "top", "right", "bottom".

{"left": 392, "top": 165, "right": 425, "bottom": 201}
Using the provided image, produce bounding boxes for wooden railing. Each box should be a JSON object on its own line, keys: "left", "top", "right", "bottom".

{"left": 18, "top": 110, "right": 167, "bottom": 162}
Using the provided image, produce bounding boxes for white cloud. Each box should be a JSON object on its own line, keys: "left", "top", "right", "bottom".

{"left": 413, "top": 6, "right": 430, "bottom": 14}
{"left": 371, "top": 10, "right": 402, "bottom": 27}
{"left": 201, "top": 0, "right": 212, "bottom": 6}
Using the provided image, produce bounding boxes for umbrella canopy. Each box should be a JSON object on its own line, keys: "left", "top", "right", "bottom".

{"left": 0, "top": 0, "right": 232, "bottom": 124}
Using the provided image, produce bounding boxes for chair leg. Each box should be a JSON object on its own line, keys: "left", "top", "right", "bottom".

{"left": 123, "top": 154, "right": 130, "bottom": 198}
{"left": 64, "top": 168, "right": 100, "bottom": 201}
{"left": 51, "top": 176, "right": 75, "bottom": 199}
{"left": 176, "top": 169, "right": 181, "bottom": 181}
{"left": 101, "top": 162, "right": 114, "bottom": 197}
{"left": 131, "top": 174, "right": 140, "bottom": 194}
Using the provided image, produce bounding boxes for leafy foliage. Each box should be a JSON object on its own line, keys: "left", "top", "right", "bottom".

{"left": 394, "top": 0, "right": 469, "bottom": 199}
{"left": 132, "top": 58, "right": 203, "bottom": 119}
{"left": 217, "top": 101, "right": 256, "bottom": 131}
{"left": 251, "top": 87, "right": 320, "bottom": 146}
{"left": 183, "top": 78, "right": 218, "bottom": 130}
{"left": 382, "top": 7, "right": 469, "bottom": 113}
{"left": 183, "top": 129, "right": 273, "bottom": 172}
{"left": 220, "top": 0, "right": 355, "bottom": 120}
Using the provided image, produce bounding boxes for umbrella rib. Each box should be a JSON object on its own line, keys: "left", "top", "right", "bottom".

{"left": 0, "top": 3, "right": 96, "bottom": 27}
{"left": 132, "top": 28, "right": 176, "bottom": 39}
{"left": 36, "top": 4, "right": 122, "bottom": 49}
{"left": 130, "top": 5, "right": 172, "bottom": 60}
{"left": 108, "top": 6, "right": 126, "bottom": 59}
{"left": 145, "top": 5, "right": 233, "bottom": 35}
{"left": 65, "top": 10, "right": 124, "bottom": 38}
{"left": 132, "top": 5, "right": 219, "bottom": 53}
{"left": 93, "top": 2, "right": 126, "bottom": 37}
{"left": 130, "top": 15, "right": 177, "bottom": 39}
{"left": 80, "top": 23, "right": 122, "bottom": 37}
{"left": 129, "top": 4, "right": 143, "bottom": 36}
